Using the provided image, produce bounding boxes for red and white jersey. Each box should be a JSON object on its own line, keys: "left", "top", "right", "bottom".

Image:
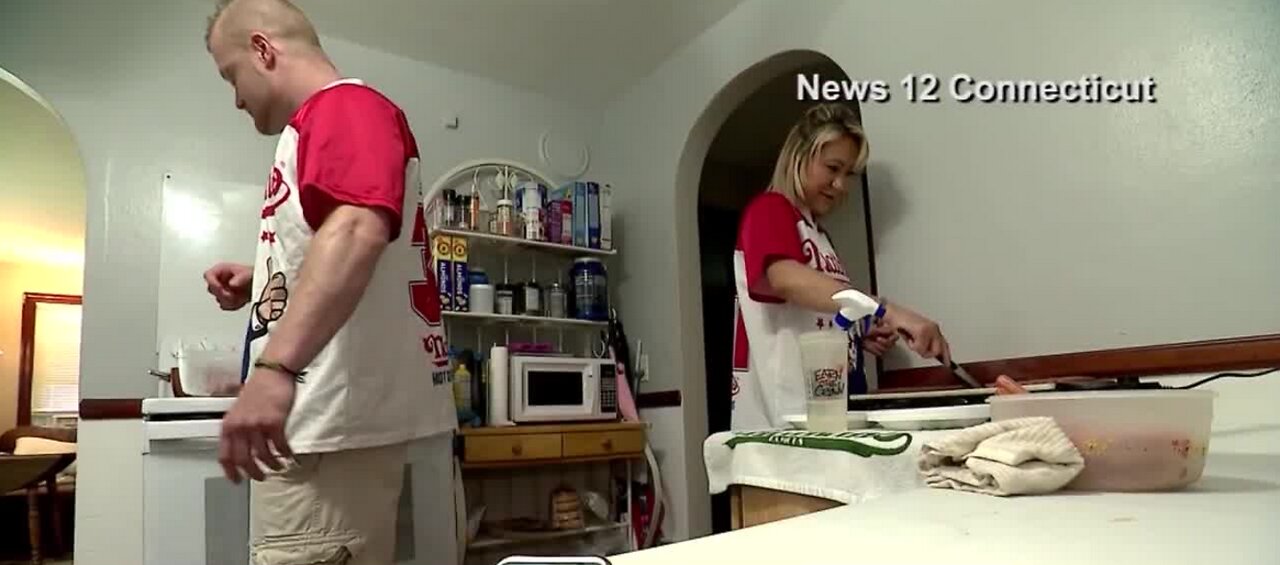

{"left": 730, "top": 191, "right": 851, "bottom": 430}
{"left": 245, "top": 79, "right": 455, "bottom": 453}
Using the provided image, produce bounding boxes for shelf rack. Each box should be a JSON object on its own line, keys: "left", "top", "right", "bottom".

{"left": 434, "top": 227, "right": 616, "bottom": 257}
{"left": 443, "top": 311, "right": 607, "bottom": 328}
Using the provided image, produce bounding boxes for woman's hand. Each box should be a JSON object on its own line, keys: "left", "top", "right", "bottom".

{"left": 861, "top": 320, "right": 899, "bottom": 356}
{"left": 883, "top": 303, "right": 951, "bottom": 364}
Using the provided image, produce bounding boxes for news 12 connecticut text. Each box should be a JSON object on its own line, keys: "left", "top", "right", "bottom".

{"left": 796, "top": 73, "right": 1157, "bottom": 104}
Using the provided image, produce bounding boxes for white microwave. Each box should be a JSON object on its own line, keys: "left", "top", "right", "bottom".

{"left": 509, "top": 355, "right": 618, "bottom": 423}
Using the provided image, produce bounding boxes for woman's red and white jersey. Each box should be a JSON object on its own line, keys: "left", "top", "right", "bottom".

{"left": 730, "top": 191, "right": 851, "bottom": 430}
{"left": 245, "top": 79, "right": 455, "bottom": 454}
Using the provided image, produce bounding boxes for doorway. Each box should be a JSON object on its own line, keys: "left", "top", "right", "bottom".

{"left": 696, "top": 57, "right": 874, "bottom": 533}
{"left": 0, "top": 67, "right": 85, "bottom": 431}
{"left": 0, "top": 66, "right": 86, "bottom": 563}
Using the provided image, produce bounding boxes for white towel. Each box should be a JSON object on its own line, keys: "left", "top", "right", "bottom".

{"left": 918, "top": 417, "right": 1084, "bottom": 496}
{"left": 705, "top": 430, "right": 949, "bottom": 504}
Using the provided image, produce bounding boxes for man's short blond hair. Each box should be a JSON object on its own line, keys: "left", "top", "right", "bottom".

{"left": 205, "top": 0, "right": 323, "bottom": 52}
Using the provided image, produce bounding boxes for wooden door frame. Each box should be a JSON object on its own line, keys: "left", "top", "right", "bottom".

{"left": 17, "top": 292, "right": 82, "bottom": 426}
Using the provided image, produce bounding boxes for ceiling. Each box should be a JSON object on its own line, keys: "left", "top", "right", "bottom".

{"left": 0, "top": 71, "right": 85, "bottom": 267}
{"left": 294, "top": 0, "right": 746, "bottom": 105}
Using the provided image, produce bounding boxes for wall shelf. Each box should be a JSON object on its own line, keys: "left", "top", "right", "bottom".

{"left": 443, "top": 310, "right": 607, "bottom": 328}
{"left": 433, "top": 227, "right": 616, "bottom": 257}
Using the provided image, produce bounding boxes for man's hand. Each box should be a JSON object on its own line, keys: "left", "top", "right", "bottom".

{"left": 219, "top": 368, "right": 296, "bottom": 483}
{"left": 883, "top": 303, "right": 951, "bottom": 364}
{"left": 861, "top": 320, "right": 899, "bottom": 356}
{"left": 204, "top": 262, "right": 254, "bottom": 311}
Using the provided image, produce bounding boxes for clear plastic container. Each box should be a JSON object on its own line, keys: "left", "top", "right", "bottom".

{"left": 175, "top": 345, "right": 242, "bottom": 397}
{"left": 988, "top": 389, "right": 1215, "bottom": 491}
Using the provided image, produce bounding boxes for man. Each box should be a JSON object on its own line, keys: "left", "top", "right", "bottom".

{"left": 202, "top": 1, "right": 455, "bottom": 563}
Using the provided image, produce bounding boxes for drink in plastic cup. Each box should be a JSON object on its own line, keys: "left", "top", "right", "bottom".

{"left": 797, "top": 329, "right": 849, "bottom": 432}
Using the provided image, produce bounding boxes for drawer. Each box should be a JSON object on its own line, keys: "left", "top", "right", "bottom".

{"left": 562, "top": 430, "right": 644, "bottom": 458}
{"left": 464, "top": 433, "right": 562, "bottom": 463}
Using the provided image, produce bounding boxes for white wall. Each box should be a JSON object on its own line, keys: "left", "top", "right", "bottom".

{"left": 1, "top": 1, "right": 602, "bottom": 561}
{"left": 592, "top": 0, "right": 1280, "bottom": 540}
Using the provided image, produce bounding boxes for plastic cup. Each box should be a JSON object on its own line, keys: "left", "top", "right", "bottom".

{"left": 798, "top": 330, "right": 850, "bottom": 432}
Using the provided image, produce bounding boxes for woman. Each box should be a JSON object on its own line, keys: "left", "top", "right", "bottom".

{"left": 730, "top": 103, "right": 952, "bottom": 430}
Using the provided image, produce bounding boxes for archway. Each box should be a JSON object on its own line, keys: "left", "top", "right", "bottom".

{"left": 0, "top": 67, "right": 87, "bottom": 429}
{"left": 670, "top": 50, "right": 877, "bottom": 534}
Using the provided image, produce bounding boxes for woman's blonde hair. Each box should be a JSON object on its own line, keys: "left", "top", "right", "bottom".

{"left": 769, "top": 103, "right": 869, "bottom": 208}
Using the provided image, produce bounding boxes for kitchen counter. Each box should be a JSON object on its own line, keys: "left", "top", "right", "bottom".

{"left": 615, "top": 424, "right": 1280, "bottom": 565}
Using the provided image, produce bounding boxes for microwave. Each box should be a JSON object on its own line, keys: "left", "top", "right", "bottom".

{"left": 509, "top": 355, "right": 617, "bottom": 423}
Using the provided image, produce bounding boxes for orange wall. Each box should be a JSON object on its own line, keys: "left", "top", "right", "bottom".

{"left": 0, "top": 260, "right": 82, "bottom": 431}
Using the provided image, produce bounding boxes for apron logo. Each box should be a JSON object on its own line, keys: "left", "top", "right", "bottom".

{"left": 801, "top": 238, "right": 848, "bottom": 280}
{"left": 261, "top": 166, "right": 292, "bottom": 219}
{"left": 243, "top": 257, "right": 291, "bottom": 381}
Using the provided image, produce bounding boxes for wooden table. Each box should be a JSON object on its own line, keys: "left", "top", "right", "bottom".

{"left": 0, "top": 454, "right": 75, "bottom": 565}
{"left": 728, "top": 485, "right": 841, "bottom": 530}
{"left": 616, "top": 425, "right": 1280, "bottom": 565}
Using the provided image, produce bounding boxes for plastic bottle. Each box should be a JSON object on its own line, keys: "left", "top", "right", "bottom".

{"left": 829, "top": 288, "right": 886, "bottom": 403}
{"left": 496, "top": 199, "right": 515, "bottom": 236}
{"left": 453, "top": 360, "right": 472, "bottom": 417}
{"left": 831, "top": 289, "right": 883, "bottom": 331}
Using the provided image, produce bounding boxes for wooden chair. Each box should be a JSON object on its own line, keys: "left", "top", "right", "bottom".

{"left": 0, "top": 426, "right": 76, "bottom": 565}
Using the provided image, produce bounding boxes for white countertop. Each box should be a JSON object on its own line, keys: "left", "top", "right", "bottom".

{"left": 141, "top": 396, "right": 235, "bottom": 415}
{"left": 614, "top": 424, "right": 1280, "bottom": 565}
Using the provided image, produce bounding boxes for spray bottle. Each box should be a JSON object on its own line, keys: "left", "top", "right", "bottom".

{"left": 830, "top": 289, "right": 886, "bottom": 395}
{"left": 831, "top": 289, "right": 885, "bottom": 332}
{"left": 832, "top": 289, "right": 981, "bottom": 388}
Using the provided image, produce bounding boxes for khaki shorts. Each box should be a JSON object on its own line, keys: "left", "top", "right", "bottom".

{"left": 250, "top": 442, "right": 408, "bottom": 565}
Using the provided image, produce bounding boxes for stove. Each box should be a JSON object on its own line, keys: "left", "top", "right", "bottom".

{"left": 850, "top": 377, "right": 1166, "bottom": 411}
{"left": 142, "top": 396, "right": 235, "bottom": 416}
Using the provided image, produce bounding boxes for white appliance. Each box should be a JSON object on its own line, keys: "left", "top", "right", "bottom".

{"left": 141, "top": 397, "right": 459, "bottom": 565}
{"left": 142, "top": 397, "right": 249, "bottom": 565}
{"left": 509, "top": 355, "right": 617, "bottom": 423}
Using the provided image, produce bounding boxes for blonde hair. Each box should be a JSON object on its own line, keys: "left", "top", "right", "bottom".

{"left": 205, "top": 0, "right": 323, "bottom": 52}
{"left": 769, "top": 103, "right": 869, "bottom": 207}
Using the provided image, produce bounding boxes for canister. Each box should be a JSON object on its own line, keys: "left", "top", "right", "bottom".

{"left": 522, "top": 281, "right": 543, "bottom": 316}
{"left": 517, "top": 182, "right": 546, "bottom": 241}
{"left": 495, "top": 199, "right": 515, "bottom": 237}
{"left": 571, "top": 257, "right": 608, "bottom": 321}
{"left": 495, "top": 284, "right": 515, "bottom": 315}
{"left": 470, "top": 284, "right": 495, "bottom": 314}
{"left": 547, "top": 282, "right": 567, "bottom": 318}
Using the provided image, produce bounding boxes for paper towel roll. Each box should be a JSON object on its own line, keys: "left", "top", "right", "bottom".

{"left": 488, "top": 345, "right": 513, "bottom": 426}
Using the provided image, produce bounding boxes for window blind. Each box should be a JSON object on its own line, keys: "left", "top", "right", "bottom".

{"left": 31, "top": 302, "right": 81, "bottom": 413}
